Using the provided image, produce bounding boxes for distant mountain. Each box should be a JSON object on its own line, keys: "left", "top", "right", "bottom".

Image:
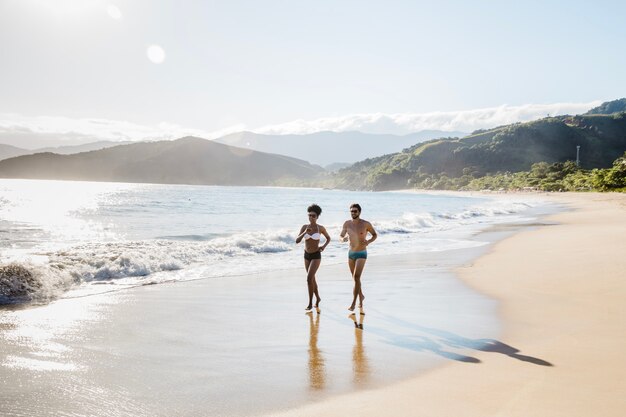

{"left": 0, "top": 131, "right": 118, "bottom": 150}
{"left": 585, "top": 98, "right": 626, "bottom": 115}
{"left": 324, "top": 162, "right": 352, "bottom": 172}
{"left": 34, "top": 140, "right": 134, "bottom": 154}
{"left": 0, "top": 144, "right": 30, "bottom": 161}
{"left": 0, "top": 140, "right": 135, "bottom": 161}
{"left": 213, "top": 130, "right": 467, "bottom": 166}
{"left": 0, "top": 137, "right": 323, "bottom": 186}
{"left": 332, "top": 112, "right": 626, "bottom": 190}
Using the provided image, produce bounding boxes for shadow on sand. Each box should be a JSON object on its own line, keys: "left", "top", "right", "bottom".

{"left": 357, "top": 311, "right": 553, "bottom": 366}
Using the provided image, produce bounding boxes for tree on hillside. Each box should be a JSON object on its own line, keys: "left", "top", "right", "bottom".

{"left": 593, "top": 151, "right": 626, "bottom": 190}
{"left": 585, "top": 98, "right": 626, "bottom": 115}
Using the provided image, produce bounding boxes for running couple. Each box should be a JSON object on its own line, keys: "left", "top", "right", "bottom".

{"left": 295, "top": 203, "right": 378, "bottom": 314}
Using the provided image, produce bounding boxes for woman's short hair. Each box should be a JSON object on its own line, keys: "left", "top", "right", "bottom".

{"left": 307, "top": 204, "right": 322, "bottom": 216}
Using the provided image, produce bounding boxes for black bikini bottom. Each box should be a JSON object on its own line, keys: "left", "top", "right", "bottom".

{"left": 304, "top": 251, "right": 322, "bottom": 261}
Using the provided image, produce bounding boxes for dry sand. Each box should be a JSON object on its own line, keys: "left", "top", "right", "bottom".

{"left": 269, "top": 192, "right": 626, "bottom": 417}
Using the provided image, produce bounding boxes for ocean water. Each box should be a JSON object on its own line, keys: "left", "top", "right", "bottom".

{"left": 0, "top": 179, "right": 544, "bottom": 305}
{"left": 0, "top": 179, "right": 560, "bottom": 416}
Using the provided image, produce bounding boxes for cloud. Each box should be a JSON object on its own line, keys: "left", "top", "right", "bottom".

{"left": 0, "top": 113, "right": 245, "bottom": 149}
{"left": 255, "top": 101, "right": 602, "bottom": 135}
{"left": 0, "top": 100, "right": 602, "bottom": 149}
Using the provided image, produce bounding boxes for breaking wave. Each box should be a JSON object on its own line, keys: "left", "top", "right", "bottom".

{"left": 0, "top": 262, "right": 73, "bottom": 305}
{"left": 375, "top": 201, "right": 533, "bottom": 235}
{"left": 0, "top": 198, "right": 538, "bottom": 305}
{"left": 0, "top": 230, "right": 297, "bottom": 304}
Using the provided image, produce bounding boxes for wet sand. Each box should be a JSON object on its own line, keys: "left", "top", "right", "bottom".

{"left": 269, "top": 192, "right": 626, "bottom": 417}
{"left": 1, "top": 239, "right": 507, "bottom": 416}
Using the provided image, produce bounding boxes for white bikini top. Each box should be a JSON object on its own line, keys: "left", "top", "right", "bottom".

{"left": 304, "top": 225, "right": 321, "bottom": 241}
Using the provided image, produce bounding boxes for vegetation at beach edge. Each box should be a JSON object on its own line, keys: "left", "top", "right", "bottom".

{"left": 268, "top": 152, "right": 626, "bottom": 192}
{"left": 407, "top": 152, "right": 626, "bottom": 192}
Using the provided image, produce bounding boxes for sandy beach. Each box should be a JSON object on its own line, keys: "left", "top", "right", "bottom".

{"left": 0, "top": 228, "right": 505, "bottom": 416}
{"left": 2, "top": 191, "right": 625, "bottom": 416}
{"left": 0, "top": 247, "right": 500, "bottom": 416}
{"left": 269, "top": 192, "right": 626, "bottom": 417}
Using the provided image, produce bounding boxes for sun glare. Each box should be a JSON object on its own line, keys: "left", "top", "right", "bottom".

{"left": 106, "top": 4, "right": 122, "bottom": 20}
{"left": 146, "top": 45, "right": 166, "bottom": 64}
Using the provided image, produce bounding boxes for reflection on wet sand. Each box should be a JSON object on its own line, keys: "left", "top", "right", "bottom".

{"left": 306, "top": 311, "right": 325, "bottom": 390}
{"left": 349, "top": 312, "right": 369, "bottom": 387}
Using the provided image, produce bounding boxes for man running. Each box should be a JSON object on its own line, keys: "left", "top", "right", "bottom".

{"left": 340, "top": 203, "right": 377, "bottom": 313}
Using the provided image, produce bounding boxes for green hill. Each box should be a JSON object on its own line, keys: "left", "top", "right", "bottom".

{"left": 585, "top": 98, "right": 626, "bottom": 115}
{"left": 333, "top": 112, "right": 626, "bottom": 190}
{"left": 0, "top": 136, "right": 324, "bottom": 186}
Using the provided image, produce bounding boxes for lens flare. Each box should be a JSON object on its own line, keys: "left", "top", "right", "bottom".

{"left": 106, "top": 4, "right": 122, "bottom": 20}
{"left": 146, "top": 45, "right": 166, "bottom": 64}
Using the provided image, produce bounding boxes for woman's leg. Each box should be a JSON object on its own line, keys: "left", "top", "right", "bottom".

{"left": 312, "top": 255, "right": 322, "bottom": 307}
{"left": 304, "top": 258, "right": 312, "bottom": 310}
{"left": 306, "top": 258, "right": 321, "bottom": 310}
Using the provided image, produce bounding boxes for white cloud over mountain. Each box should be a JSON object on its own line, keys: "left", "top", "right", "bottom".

{"left": 0, "top": 101, "right": 601, "bottom": 148}
{"left": 256, "top": 101, "right": 602, "bottom": 135}
{"left": 0, "top": 114, "right": 243, "bottom": 149}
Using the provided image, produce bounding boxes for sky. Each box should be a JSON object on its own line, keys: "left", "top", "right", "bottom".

{"left": 0, "top": 0, "right": 625, "bottom": 147}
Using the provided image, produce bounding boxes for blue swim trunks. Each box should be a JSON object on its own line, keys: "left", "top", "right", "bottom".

{"left": 348, "top": 250, "right": 367, "bottom": 260}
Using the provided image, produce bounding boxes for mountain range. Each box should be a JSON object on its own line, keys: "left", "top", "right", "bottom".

{"left": 1, "top": 99, "right": 624, "bottom": 190}
{"left": 214, "top": 130, "right": 467, "bottom": 167}
{"left": 331, "top": 99, "right": 626, "bottom": 190}
{"left": 0, "top": 141, "right": 132, "bottom": 161}
{"left": 0, "top": 137, "right": 322, "bottom": 186}
{"left": 0, "top": 130, "right": 464, "bottom": 168}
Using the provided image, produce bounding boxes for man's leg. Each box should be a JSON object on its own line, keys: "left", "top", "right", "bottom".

{"left": 348, "top": 258, "right": 356, "bottom": 311}
{"left": 353, "top": 258, "right": 367, "bottom": 310}
{"left": 349, "top": 258, "right": 367, "bottom": 311}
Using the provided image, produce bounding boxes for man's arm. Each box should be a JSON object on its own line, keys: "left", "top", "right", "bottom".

{"left": 366, "top": 222, "right": 377, "bottom": 246}
{"left": 340, "top": 221, "right": 349, "bottom": 242}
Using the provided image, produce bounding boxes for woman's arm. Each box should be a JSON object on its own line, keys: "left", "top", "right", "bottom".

{"left": 319, "top": 226, "right": 331, "bottom": 251}
{"left": 295, "top": 225, "right": 308, "bottom": 244}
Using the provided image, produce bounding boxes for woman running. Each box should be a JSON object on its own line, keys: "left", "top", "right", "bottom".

{"left": 296, "top": 204, "right": 331, "bottom": 313}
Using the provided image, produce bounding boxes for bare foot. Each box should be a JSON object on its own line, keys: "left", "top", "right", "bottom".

{"left": 348, "top": 304, "right": 355, "bottom": 311}
{"left": 305, "top": 305, "right": 313, "bottom": 312}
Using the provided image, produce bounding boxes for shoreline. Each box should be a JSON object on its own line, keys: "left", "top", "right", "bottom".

{"left": 0, "top": 248, "right": 504, "bottom": 417}
{"left": 4, "top": 191, "right": 622, "bottom": 416}
{"left": 1, "top": 193, "right": 542, "bottom": 417}
{"left": 268, "top": 192, "right": 626, "bottom": 417}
